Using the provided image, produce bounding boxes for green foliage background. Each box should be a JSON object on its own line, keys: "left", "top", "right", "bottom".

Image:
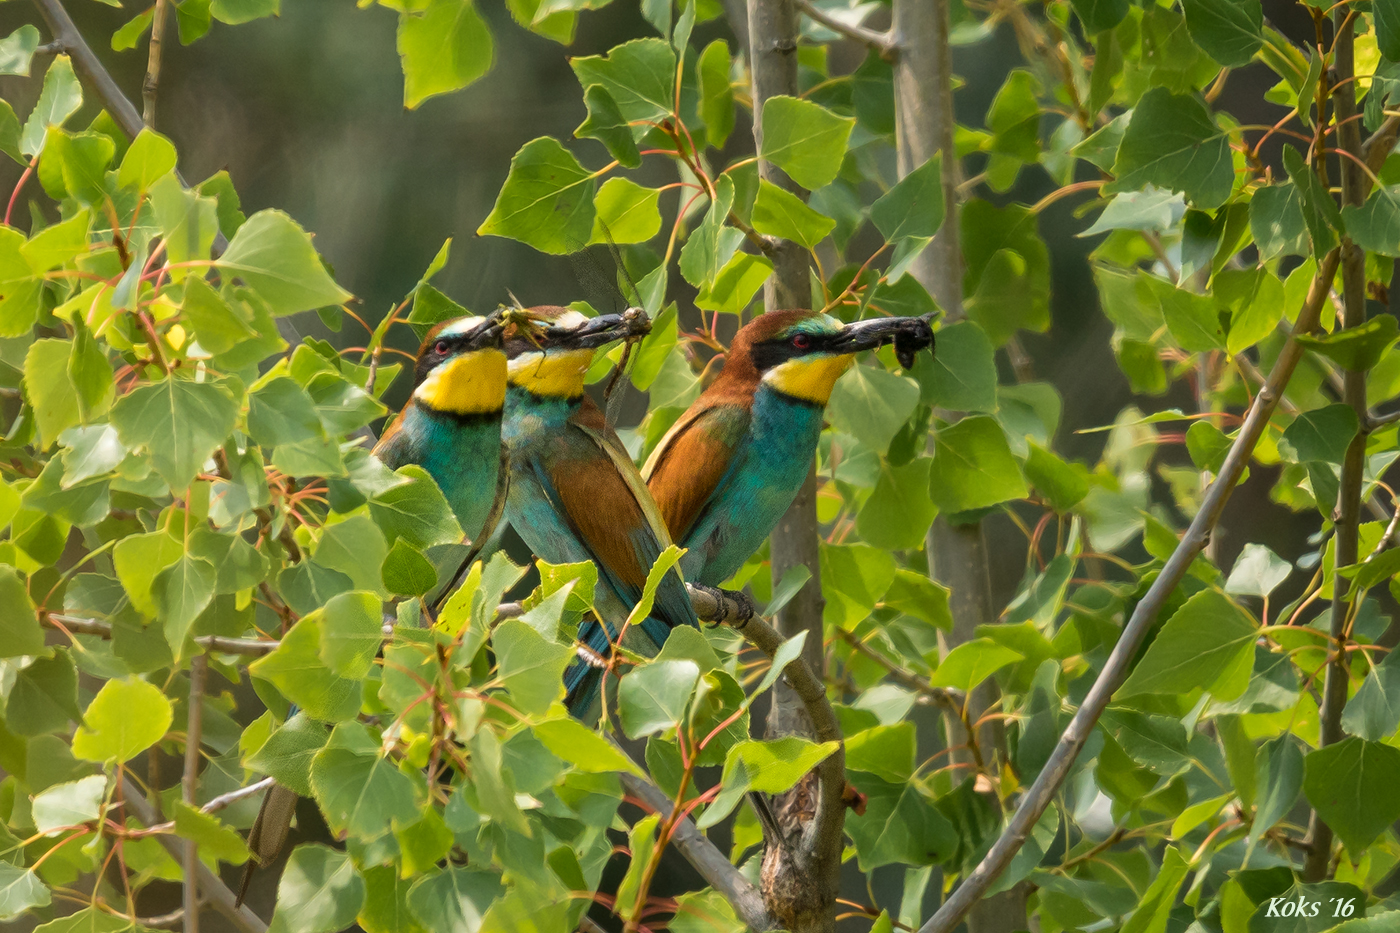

{"left": 7, "top": 0, "right": 1400, "bottom": 931}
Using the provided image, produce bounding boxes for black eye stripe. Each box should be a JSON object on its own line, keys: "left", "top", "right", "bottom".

{"left": 750, "top": 331, "right": 833, "bottom": 371}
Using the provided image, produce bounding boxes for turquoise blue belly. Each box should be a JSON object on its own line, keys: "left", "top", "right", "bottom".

{"left": 376, "top": 407, "right": 501, "bottom": 539}
{"left": 680, "top": 388, "right": 825, "bottom": 586}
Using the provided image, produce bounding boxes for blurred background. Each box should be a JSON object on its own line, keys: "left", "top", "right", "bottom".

{"left": 0, "top": 0, "right": 1371, "bottom": 928}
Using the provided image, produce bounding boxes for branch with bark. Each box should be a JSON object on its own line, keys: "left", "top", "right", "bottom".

{"left": 917, "top": 246, "right": 1343, "bottom": 933}
{"left": 795, "top": 0, "right": 896, "bottom": 58}
{"left": 120, "top": 777, "right": 269, "bottom": 933}
{"left": 1305, "top": 13, "right": 1369, "bottom": 882}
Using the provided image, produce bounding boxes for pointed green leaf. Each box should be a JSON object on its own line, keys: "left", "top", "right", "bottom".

{"left": 110, "top": 376, "right": 239, "bottom": 490}
{"left": 268, "top": 844, "right": 365, "bottom": 933}
{"left": 476, "top": 137, "right": 596, "bottom": 255}
{"left": 216, "top": 209, "right": 351, "bottom": 315}
{"left": 758, "top": 95, "right": 854, "bottom": 191}
{"left": 71, "top": 677, "right": 173, "bottom": 762}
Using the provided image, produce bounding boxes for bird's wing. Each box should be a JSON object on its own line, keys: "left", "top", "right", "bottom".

{"left": 533, "top": 436, "right": 699, "bottom": 642}
{"left": 640, "top": 401, "right": 750, "bottom": 547}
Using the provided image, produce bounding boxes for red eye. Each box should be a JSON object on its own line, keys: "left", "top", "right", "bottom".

{"left": 434, "top": 341, "right": 449, "bottom": 356}
{"left": 792, "top": 334, "right": 810, "bottom": 349}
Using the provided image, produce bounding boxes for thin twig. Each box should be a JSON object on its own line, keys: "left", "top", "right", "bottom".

{"left": 795, "top": 0, "right": 897, "bottom": 58}
{"left": 31, "top": 0, "right": 143, "bottom": 137}
{"left": 29, "top": 0, "right": 239, "bottom": 258}
{"left": 183, "top": 654, "right": 206, "bottom": 933}
{"left": 1053, "top": 826, "right": 1126, "bottom": 873}
{"left": 918, "top": 247, "right": 1343, "bottom": 933}
{"left": 1308, "top": 21, "right": 1369, "bottom": 878}
{"left": 202, "top": 778, "right": 275, "bottom": 814}
{"left": 119, "top": 778, "right": 268, "bottom": 933}
{"left": 143, "top": 0, "right": 168, "bottom": 128}
{"left": 835, "top": 628, "right": 963, "bottom": 711}
{"left": 619, "top": 770, "right": 772, "bottom": 930}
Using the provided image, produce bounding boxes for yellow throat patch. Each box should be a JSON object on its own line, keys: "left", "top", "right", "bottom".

{"left": 414, "top": 349, "right": 508, "bottom": 415}
{"left": 762, "top": 354, "right": 854, "bottom": 405}
{"left": 508, "top": 349, "right": 595, "bottom": 398}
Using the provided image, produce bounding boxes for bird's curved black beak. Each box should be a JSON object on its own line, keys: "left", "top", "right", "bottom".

{"left": 830, "top": 316, "right": 935, "bottom": 367}
{"left": 466, "top": 308, "right": 508, "bottom": 350}
{"left": 549, "top": 308, "right": 652, "bottom": 349}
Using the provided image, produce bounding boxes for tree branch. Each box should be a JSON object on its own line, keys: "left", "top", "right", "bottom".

{"left": 620, "top": 770, "right": 773, "bottom": 930}
{"left": 183, "top": 653, "right": 207, "bottom": 933}
{"left": 119, "top": 777, "right": 269, "bottom": 933}
{"left": 1363, "top": 114, "right": 1400, "bottom": 176}
{"left": 917, "top": 246, "right": 1342, "bottom": 933}
{"left": 143, "top": 0, "right": 168, "bottom": 128}
{"left": 1306, "top": 16, "right": 1366, "bottom": 882}
{"left": 795, "top": 0, "right": 896, "bottom": 58}
{"left": 835, "top": 628, "right": 963, "bottom": 712}
{"left": 31, "top": 0, "right": 143, "bottom": 138}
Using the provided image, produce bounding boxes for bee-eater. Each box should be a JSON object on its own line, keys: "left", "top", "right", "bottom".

{"left": 501, "top": 307, "right": 700, "bottom": 717}
{"left": 373, "top": 311, "right": 508, "bottom": 540}
{"left": 239, "top": 312, "right": 508, "bottom": 906}
{"left": 643, "top": 310, "right": 934, "bottom": 586}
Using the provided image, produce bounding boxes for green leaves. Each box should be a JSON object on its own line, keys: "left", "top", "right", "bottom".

{"left": 217, "top": 210, "right": 352, "bottom": 316}
{"left": 245, "top": 712, "right": 328, "bottom": 796}
{"left": 310, "top": 722, "right": 422, "bottom": 841}
{"left": 1281, "top": 404, "right": 1359, "bottom": 464}
{"left": 117, "top": 129, "right": 178, "bottom": 192}
{"left": 1108, "top": 88, "right": 1233, "bottom": 208}
{"left": 1379, "top": 0, "right": 1400, "bottom": 62}
{"left": 1297, "top": 316, "right": 1400, "bottom": 371}
{"left": 576, "top": 85, "right": 642, "bottom": 169}
{"left": 618, "top": 659, "right": 699, "bottom": 738}
{"left": 928, "top": 416, "right": 1028, "bottom": 513}
{"left": 493, "top": 619, "right": 571, "bottom": 715}
{"left": 931, "top": 638, "right": 1024, "bottom": 691}
{"left": 476, "top": 137, "right": 596, "bottom": 254}
{"left": 532, "top": 718, "right": 644, "bottom": 776}
{"left": 1342, "top": 649, "right": 1400, "bottom": 741}
{"left": 571, "top": 39, "right": 676, "bottom": 137}
{"left": 110, "top": 375, "right": 239, "bottom": 490}
{"left": 33, "top": 774, "right": 105, "bottom": 833}
{"left": 0, "top": 26, "right": 40, "bottom": 78}
{"left": 857, "top": 459, "right": 937, "bottom": 550}
{"left": 1303, "top": 737, "right": 1400, "bottom": 858}
{"left": 697, "top": 737, "right": 839, "bottom": 828}
{"left": 71, "top": 678, "right": 172, "bottom": 762}
{"left": 249, "top": 616, "right": 363, "bottom": 722}
{"left": 269, "top": 844, "right": 366, "bottom": 933}
{"left": 1282, "top": 145, "right": 1342, "bottom": 256}
{"left": 368, "top": 465, "right": 464, "bottom": 549}
{"left": 758, "top": 96, "right": 855, "bottom": 191}
{"left": 397, "top": 0, "right": 494, "bottom": 109}
{"left": 318, "top": 591, "right": 384, "bottom": 680}
{"left": 751, "top": 181, "right": 835, "bottom": 250}
{"left": 590, "top": 177, "right": 661, "bottom": 244}
{"left": 1118, "top": 590, "right": 1257, "bottom": 699}
{"left": 0, "top": 865, "right": 50, "bottom": 921}
{"left": 1069, "top": 0, "right": 1129, "bottom": 33}
{"left": 0, "top": 565, "right": 44, "bottom": 658}
{"left": 871, "top": 154, "right": 944, "bottom": 245}
{"left": 1340, "top": 186, "right": 1400, "bottom": 256}
{"left": 1182, "top": 0, "right": 1263, "bottom": 67}
{"left": 827, "top": 363, "right": 921, "bottom": 454}
{"left": 21, "top": 55, "right": 81, "bottom": 158}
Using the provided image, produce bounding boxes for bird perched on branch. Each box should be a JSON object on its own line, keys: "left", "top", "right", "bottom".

{"left": 643, "top": 310, "right": 934, "bottom": 586}
{"left": 373, "top": 310, "right": 508, "bottom": 541}
{"left": 239, "top": 312, "right": 509, "bottom": 906}
{"left": 501, "top": 306, "right": 700, "bottom": 718}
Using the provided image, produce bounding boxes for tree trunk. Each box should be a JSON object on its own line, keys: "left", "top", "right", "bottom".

{"left": 746, "top": 0, "right": 837, "bottom": 930}
{"left": 894, "top": 0, "right": 1027, "bottom": 927}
